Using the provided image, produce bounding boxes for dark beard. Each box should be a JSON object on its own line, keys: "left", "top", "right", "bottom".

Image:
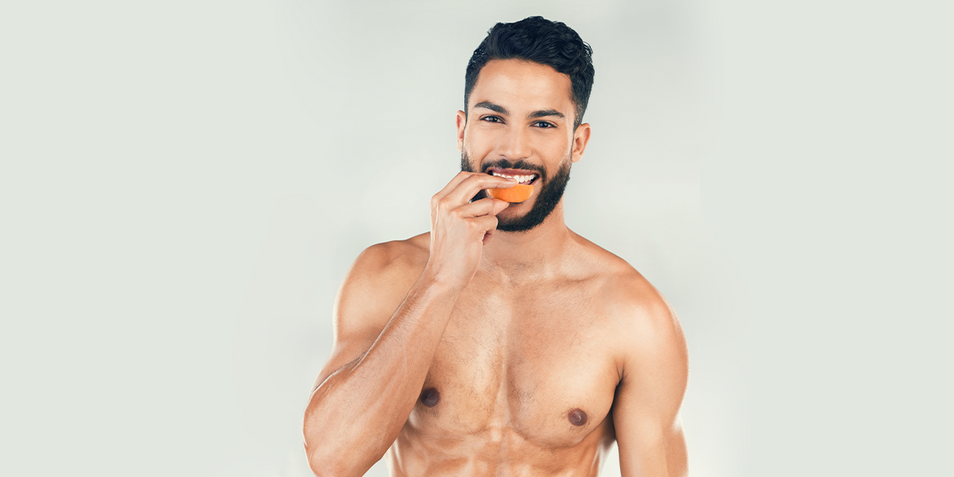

{"left": 460, "top": 152, "right": 572, "bottom": 233}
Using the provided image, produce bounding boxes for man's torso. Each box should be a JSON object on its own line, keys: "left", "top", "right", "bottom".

{"left": 375, "top": 233, "right": 659, "bottom": 476}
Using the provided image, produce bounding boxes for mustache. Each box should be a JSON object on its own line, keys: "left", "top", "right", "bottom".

{"left": 479, "top": 159, "right": 547, "bottom": 182}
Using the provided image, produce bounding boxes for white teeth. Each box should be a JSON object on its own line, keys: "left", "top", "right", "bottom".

{"left": 492, "top": 172, "right": 537, "bottom": 184}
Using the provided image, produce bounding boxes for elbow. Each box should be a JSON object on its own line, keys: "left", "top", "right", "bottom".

{"left": 303, "top": 422, "right": 336, "bottom": 476}
{"left": 307, "top": 459, "right": 344, "bottom": 477}
{"left": 306, "top": 442, "right": 389, "bottom": 477}
{"left": 302, "top": 428, "right": 338, "bottom": 476}
{"left": 303, "top": 403, "right": 348, "bottom": 475}
{"left": 305, "top": 445, "right": 354, "bottom": 477}
{"left": 303, "top": 406, "right": 389, "bottom": 476}
{"left": 304, "top": 431, "right": 374, "bottom": 477}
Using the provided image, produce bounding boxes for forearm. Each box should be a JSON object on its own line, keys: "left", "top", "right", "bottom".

{"left": 303, "top": 272, "right": 461, "bottom": 475}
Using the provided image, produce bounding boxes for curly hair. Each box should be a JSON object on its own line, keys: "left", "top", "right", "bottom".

{"left": 464, "top": 16, "right": 595, "bottom": 130}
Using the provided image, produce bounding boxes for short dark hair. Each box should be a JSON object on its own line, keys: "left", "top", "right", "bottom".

{"left": 464, "top": 16, "right": 595, "bottom": 130}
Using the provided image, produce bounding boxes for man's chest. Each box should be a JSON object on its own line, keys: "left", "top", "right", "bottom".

{"left": 406, "top": 282, "right": 621, "bottom": 448}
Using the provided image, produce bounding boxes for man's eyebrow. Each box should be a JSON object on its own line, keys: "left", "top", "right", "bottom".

{"left": 528, "top": 109, "right": 565, "bottom": 120}
{"left": 473, "top": 102, "right": 565, "bottom": 121}
{"left": 474, "top": 101, "right": 509, "bottom": 115}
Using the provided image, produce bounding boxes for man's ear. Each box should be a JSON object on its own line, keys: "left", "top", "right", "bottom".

{"left": 571, "top": 123, "right": 592, "bottom": 163}
{"left": 456, "top": 110, "right": 466, "bottom": 152}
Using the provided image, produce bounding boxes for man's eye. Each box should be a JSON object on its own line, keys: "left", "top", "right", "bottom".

{"left": 481, "top": 116, "right": 503, "bottom": 123}
{"left": 534, "top": 121, "right": 555, "bottom": 128}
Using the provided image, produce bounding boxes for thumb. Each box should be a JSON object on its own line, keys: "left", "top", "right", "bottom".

{"left": 492, "top": 199, "right": 510, "bottom": 215}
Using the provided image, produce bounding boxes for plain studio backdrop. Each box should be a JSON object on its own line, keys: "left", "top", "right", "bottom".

{"left": 1, "top": 1, "right": 951, "bottom": 476}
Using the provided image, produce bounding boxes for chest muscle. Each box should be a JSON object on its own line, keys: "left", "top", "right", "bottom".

{"left": 407, "top": 285, "right": 619, "bottom": 448}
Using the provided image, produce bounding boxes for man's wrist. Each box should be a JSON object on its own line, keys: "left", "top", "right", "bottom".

{"left": 417, "top": 266, "right": 469, "bottom": 298}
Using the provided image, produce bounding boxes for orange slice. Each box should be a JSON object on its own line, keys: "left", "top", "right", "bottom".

{"left": 487, "top": 184, "right": 533, "bottom": 203}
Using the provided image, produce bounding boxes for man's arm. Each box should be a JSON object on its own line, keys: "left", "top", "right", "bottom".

{"left": 613, "top": 292, "right": 689, "bottom": 477}
{"left": 302, "top": 172, "right": 513, "bottom": 477}
{"left": 303, "top": 244, "right": 460, "bottom": 476}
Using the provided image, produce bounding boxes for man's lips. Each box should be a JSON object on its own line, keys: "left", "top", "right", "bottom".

{"left": 486, "top": 167, "right": 540, "bottom": 185}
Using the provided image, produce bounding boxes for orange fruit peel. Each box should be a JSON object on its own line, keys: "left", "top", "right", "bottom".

{"left": 487, "top": 184, "right": 534, "bottom": 203}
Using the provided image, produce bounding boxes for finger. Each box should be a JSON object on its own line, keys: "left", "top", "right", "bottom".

{"left": 454, "top": 197, "right": 508, "bottom": 218}
{"left": 433, "top": 171, "right": 474, "bottom": 202}
{"left": 445, "top": 174, "right": 516, "bottom": 206}
{"left": 492, "top": 199, "right": 510, "bottom": 215}
{"left": 471, "top": 214, "right": 499, "bottom": 239}
{"left": 481, "top": 214, "right": 502, "bottom": 245}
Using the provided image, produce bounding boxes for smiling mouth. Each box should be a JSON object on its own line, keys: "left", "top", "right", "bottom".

{"left": 486, "top": 168, "right": 539, "bottom": 185}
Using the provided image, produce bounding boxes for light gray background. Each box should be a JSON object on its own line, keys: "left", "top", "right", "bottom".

{"left": 1, "top": 1, "right": 951, "bottom": 476}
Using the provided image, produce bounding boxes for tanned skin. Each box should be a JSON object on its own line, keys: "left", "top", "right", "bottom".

{"left": 303, "top": 59, "right": 689, "bottom": 477}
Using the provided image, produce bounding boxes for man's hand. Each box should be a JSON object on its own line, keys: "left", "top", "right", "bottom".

{"left": 425, "top": 171, "right": 513, "bottom": 288}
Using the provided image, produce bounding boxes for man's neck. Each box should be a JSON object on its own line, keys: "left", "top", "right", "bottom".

{"left": 480, "top": 203, "right": 574, "bottom": 283}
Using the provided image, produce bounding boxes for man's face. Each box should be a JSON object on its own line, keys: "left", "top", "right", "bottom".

{"left": 456, "top": 59, "right": 591, "bottom": 233}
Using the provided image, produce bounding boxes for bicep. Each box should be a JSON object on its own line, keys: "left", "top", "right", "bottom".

{"left": 312, "top": 243, "right": 421, "bottom": 391}
{"left": 613, "top": 303, "right": 689, "bottom": 477}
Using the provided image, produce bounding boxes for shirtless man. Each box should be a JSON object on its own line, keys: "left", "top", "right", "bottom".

{"left": 303, "top": 17, "right": 688, "bottom": 477}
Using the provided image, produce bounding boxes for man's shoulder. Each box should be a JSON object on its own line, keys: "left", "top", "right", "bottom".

{"left": 570, "top": 234, "right": 663, "bottom": 305}
{"left": 570, "top": 238, "right": 686, "bottom": 382}
{"left": 570, "top": 234, "right": 680, "bottom": 344}
{"left": 349, "top": 233, "right": 430, "bottom": 281}
{"left": 333, "top": 233, "right": 430, "bottom": 336}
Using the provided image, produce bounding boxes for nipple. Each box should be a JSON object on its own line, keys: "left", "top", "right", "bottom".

{"left": 420, "top": 388, "right": 440, "bottom": 407}
{"left": 568, "top": 408, "right": 587, "bottom": 426}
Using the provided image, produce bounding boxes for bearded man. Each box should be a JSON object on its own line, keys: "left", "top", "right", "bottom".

{"left": 303, "top": 16, "right": 689, "bottom": 477}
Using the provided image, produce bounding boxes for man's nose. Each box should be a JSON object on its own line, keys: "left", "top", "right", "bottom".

{"left": 496, "top": 125, "right": 531, "bottom": 161}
